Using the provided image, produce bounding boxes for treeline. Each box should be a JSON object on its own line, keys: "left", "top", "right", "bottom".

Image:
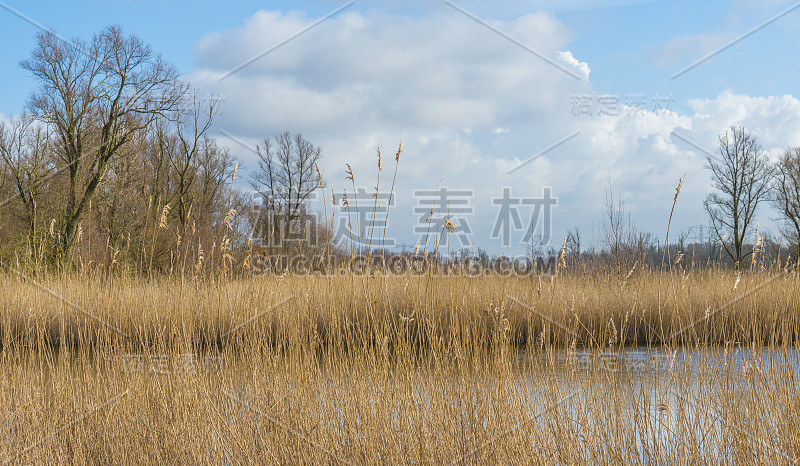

{"left": 0, "top": 27, "right": 245, "bottom": 276}
{"left": 1, "top": 27, "right": 799, "bottom": 278}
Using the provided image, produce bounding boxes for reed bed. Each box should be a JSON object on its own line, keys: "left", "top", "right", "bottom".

{"left": 0, "top": 269, "right": 797, "bottom": 352}
{"left": 1, "top": 269, "right": 799, "bottom": 464}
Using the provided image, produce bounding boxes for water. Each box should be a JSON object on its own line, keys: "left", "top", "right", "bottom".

{"left": 514, "top": 346, "right": 800, "bottom": 462}
{"left": 8, "top": 345, "right": 799, "bottom": 462}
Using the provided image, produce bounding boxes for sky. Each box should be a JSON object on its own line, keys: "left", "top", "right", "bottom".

{"left": 1, "top": 0, "right": 799, "bottom": 256}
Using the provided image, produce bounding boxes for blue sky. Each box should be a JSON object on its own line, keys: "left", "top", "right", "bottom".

{"left": 1, "top": 0, "right": 799, "bottom": 254}
{"left": 2, "top": 1, "right": 797, "bottom": 114}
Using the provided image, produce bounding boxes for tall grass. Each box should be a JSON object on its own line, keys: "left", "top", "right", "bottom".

{"left": 0, "top": 267, "right": 798, "bottom": 463}
{"left": 0, "top": 269, "right": 796, "bottom": 353}
{"left": 1, "top": 152, "right": 799, "bottom": 464}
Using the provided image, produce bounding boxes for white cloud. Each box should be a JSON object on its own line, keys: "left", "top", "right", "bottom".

{"left": 558, "top": 51, "right": 591, "bottom": 80}
{"left": 688, "top": 92, "right": 800, "bottom": 149}
{"left": 190, "top": 9, "right": 800, "bottom": 252}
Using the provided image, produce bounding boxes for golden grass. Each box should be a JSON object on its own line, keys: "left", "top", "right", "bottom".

{"left": 1, "top": 269, "right": 797, "bottom": 352}
{"left": 1, "top": 269, "right": 799, "bottom": 463}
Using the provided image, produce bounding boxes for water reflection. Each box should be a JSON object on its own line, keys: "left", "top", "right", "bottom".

{"left": 514, "top": 346, "right": 799, "bottom": 462}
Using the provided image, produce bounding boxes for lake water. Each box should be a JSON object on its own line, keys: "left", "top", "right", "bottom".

{"left": 513, "top": 346, "right": 800, "bottom": 462}
{"left": 9, "top": 345, "right": 798, "bottom": 462}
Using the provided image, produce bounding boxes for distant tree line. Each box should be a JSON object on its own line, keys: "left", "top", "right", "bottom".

{"left": 562, "top": 125, "right": 800, "bottom": 274}
{"left": 0, "top": 27, "right": 335, "bottom": 277}
{"left": 1, "top": 27, "right": 799, "bottom": 277}
{"left": 0, "top": 27, "right": 241, "bottom": 275}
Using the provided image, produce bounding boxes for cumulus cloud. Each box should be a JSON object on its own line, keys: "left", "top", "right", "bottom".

{"left": 558, "top": 51, "right": 591, "bottom": 80}
{"left": 189, "top": 9, "right": 800, "bottom": 252}
{"left": 688, "top": 92, "right": 800, "bottom": 149}
{"left": 194, "top": 10, "right": 576, "bottom": 134}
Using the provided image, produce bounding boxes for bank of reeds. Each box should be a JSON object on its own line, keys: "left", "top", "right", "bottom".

{"left": 0, "top": 268, "right": 797, "bottom": 353}
{"left": 1, "top": 267, "right": 799, "bottom": 463}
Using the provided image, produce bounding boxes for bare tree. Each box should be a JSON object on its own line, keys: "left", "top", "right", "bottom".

{"left": 600, "top": 178, "right": 654, "bottom": 274}
{"left": 0, "top": 115, "right": 54, "bottom": 253}
{"left": 250, "top": 132, "right": 325, "bottom": 254}
{"left": 21, "top": 26, "right": 184, "bottom": 262}
{"left": 704, "top": 126, "right": 772, "bottom": 266}
{"left": 601, "top": 179, "right": 630, "bottom": 273}
{"left": 772, "top": 146, "right": 800, "bottom": 260}
{"left": 95, "top": 125, "right": 156, "bottom": 237}
{"left": 601, "top": 178, "right": 627, "bottom": 273}
{"left": 168, "top": 89, "right": 220, "bottom": 232}
{"left": 194, "top": 136, "right": 235, "bottom": 225}
{"left": 565, "top": 226, "right": 581, "bottom": 266}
